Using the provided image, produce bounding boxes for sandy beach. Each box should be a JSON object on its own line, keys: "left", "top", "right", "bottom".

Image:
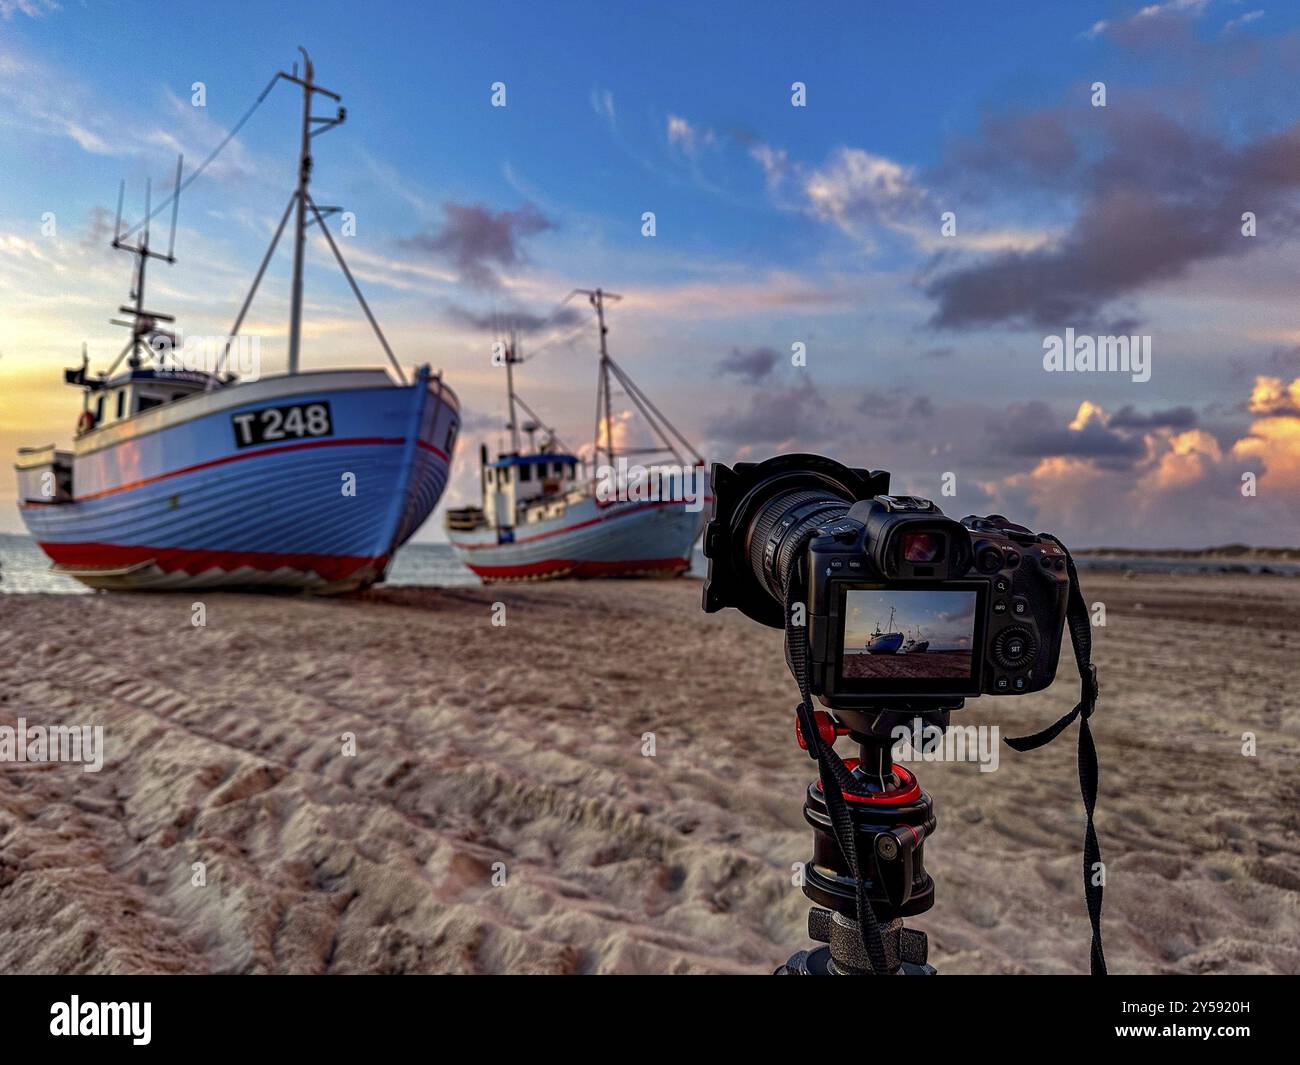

{"left": 0, "top": 570, "right": 1297, "bottom": 975}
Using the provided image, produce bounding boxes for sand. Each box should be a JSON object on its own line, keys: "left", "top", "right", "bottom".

{"left": 844, "top": 649, "right": 972, "bottom": 680}
{"left": 0, "top": 570, "right": 1297, "bottom": 974}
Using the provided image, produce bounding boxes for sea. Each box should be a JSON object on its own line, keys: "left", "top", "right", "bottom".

{"left": 0, "top": 532, "right": 710, "bottom": 594}
{"left": 0, "top": 532, "right": 1295, "bottom": 594}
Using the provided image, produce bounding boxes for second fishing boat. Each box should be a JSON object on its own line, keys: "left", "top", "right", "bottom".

{"left": 445, "top": 289, "right": 706, "bottom": 581}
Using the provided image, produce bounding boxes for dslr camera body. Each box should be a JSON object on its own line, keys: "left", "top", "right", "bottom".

{"left": 703, "top": 454, "right": 1069, "bottom": 710}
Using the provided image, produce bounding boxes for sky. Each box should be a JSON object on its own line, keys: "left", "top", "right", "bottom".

{"left": 843, "top": 589, "right": 976, "bottom": 652}
{"left": 2, "top": 0, "right": 1299, "bottom": 546}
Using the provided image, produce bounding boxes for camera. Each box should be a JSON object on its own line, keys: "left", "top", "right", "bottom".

{"left": 702, "top": 453, "right": 1070, "bottom": 708}
{"left": 702, "top": 454, "right": 1105, "bottom": 977}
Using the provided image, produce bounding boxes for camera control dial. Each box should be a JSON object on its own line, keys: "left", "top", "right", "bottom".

{"left": 993, "top": 626, "right": 1037, "bottom": 670}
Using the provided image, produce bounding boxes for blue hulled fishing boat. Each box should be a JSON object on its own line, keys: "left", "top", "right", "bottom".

{"left": 866, "top": 607, "right": 905, "bottom": 654}
{"left": 14, "top": 52, "right": 458, "bottom": 592}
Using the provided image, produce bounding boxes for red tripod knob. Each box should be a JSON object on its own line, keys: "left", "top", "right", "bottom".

{"left": 796, "top": 709, "right": 848, "bottom": 750}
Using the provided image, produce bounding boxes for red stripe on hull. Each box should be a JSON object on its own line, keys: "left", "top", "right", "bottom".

{"left": 38, "top": 541, "right": 385, "bottom": 583}
{"left": 465, "top": 557, "right": 691, "bottom": 581}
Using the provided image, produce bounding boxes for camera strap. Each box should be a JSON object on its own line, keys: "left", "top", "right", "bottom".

{"left": 783, "top": 541, "right": 1106, "bottom": 976}
{"left": 1003, "top": 537, "right": 1107, "bottom": 976}
{"left": 783, "top": 565, "right": 892, "bottom": 975}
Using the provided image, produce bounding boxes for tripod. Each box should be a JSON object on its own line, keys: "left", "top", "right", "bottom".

{"left": 779, "top": 708, "right": 946, "bottom": 975}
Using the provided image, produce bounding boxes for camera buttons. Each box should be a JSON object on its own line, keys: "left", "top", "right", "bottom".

{"left": 977, "top": 545, "right": 1003, "bottom": 572}
{"left": 1011, "top": 597, "right": 1029, "bottom": 617}
{"left": 994, "top": 676, "right": 1010, "bottom": 692}
{"left": 994, "top": 626, "right": 1036, "bottom": 669}
{"left": 1012, "top": 676, "right": 1028, "bottom": 692}
{"left": 993, "top": 576, "right": 1010, "bottom": 594}
{"left": 1004, "top": 550, "right": 1020, "bottom": 568}
{"left": 992, "top": 599, "right": 1008, "bottom": 615}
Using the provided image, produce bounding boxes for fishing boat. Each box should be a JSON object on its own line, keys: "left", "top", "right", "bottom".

{"left": 901, "top": 626, "right": 930, "bottom": 654}
{"left": 14, "top": 52, "right": 458, "bottom": 593}
{"left": 866, "top": 607, "right": 905, "bottom": 654}
{"left": 445, "top": 289, "right": 706, "bottom": 582}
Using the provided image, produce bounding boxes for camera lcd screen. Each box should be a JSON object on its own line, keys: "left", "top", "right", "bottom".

{"left": 837, "top": 583, "right": 986, "bottom": 695}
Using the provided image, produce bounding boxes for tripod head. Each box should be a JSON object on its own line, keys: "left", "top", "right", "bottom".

{"left": 786, "top": 703, "right": 949, "bottom": 975}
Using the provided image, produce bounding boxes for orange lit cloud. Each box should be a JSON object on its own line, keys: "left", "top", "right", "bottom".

{"left": 1006, "top": 377, "right": 1300, "bottom": 545}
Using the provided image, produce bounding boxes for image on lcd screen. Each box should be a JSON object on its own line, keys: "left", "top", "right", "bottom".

{"left": 842, "top": 589, "right": 978, "bottom": 680}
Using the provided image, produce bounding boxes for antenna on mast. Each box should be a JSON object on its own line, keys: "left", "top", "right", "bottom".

{"left": 105, "top": 154, "right": 184, "bottom": 375}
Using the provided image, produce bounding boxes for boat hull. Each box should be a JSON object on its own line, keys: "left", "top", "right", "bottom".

{"left": 448, "top": 494, "right": 705, "bottom": 582}
{"left": 867, "top": 632, "right": 905, "bottom": 654}
{"left": 16, "top": 369, "right": 458, "bottom": 592}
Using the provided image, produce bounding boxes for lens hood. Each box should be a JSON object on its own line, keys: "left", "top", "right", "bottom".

{"left": 702, "top": 454, "right": 890, "bottom": 627}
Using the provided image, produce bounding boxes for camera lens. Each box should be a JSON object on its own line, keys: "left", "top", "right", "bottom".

{"left": 747, "top": 488, "right": 852, "bottom": 601}
{"left": 702, "top": 454, "right": 891, "bottom": 629}
{"left": 902, "top": 531, "right": 941, "bottom": 563}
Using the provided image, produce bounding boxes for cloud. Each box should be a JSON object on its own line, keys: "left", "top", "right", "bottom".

{"left": 0, "top": 1, "right": 58, "bottom": 19}
{"left": 999, "top": 400, "right": 1148, "bottom": 469}
{"left": 996, "top": 377, "right": 1300, "bottom": 545}
{"left": 925, "top": 110, "right": 1300, "bottom": 328}
{"left": 749, "top": 142, "right": 790, "bottom": 191}
{"left": 442, "top": 303, "right": 583, "bottom": 335}
{"left": 1087, "top": 0, "right": 1212, "bottom": 48}
{"left": 1253, "top": 346, "right": 1300, "bottom": 378}
{"left": 1108, "top": 404, "right": 1198, "bottom": 430}
{"left": 1224, "top": 9, "right": 1265, "bottom": 33}
{"left": 0, "top": 45, "right": 117, "bottom": 154}
{"left": 621, "top": 272, "right": 859, "bottom": 320}
{"left": 952, "top": 109, "right": 1079, "bottom": 183}
{"left": 717, "top": 346, "right": 779, "bottom": 382}
{"left": 1247, "top": 375, "right": 1300, "bottom": 416}
{"left": 590, "top": 87, "right": 616, "bottom": 126}
{"left": 709, "top": 378, "right": 832, "bottom": 447}
{"left": 804, "top": 147, "right": 928, "bottom": 239}
{"left": 400, "top": 202, "right": 553, "bottom": 288}
{"left": 858, "top": 389, "right": 935, "bottom": 418}
{"left": 666, "top": 114, "right": 716, "bottom": 157}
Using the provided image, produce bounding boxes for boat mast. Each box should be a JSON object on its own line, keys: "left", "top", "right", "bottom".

{"left": 565, "top": 286, "right": 704, "bottom": 473}
{"left": 504, "top": 328, "right": 522, "bottom": 454}
{"left": 594, "top": 289, "right": 615, "bottom": 469}
{"left": 283, "top": 48, "right": 341, "bottom": 375}
{"left": 214, "top": 52, "right": 408, "bottom": 386}
{"left": 567, "top": 287, "right": 622, "bottom": 469}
